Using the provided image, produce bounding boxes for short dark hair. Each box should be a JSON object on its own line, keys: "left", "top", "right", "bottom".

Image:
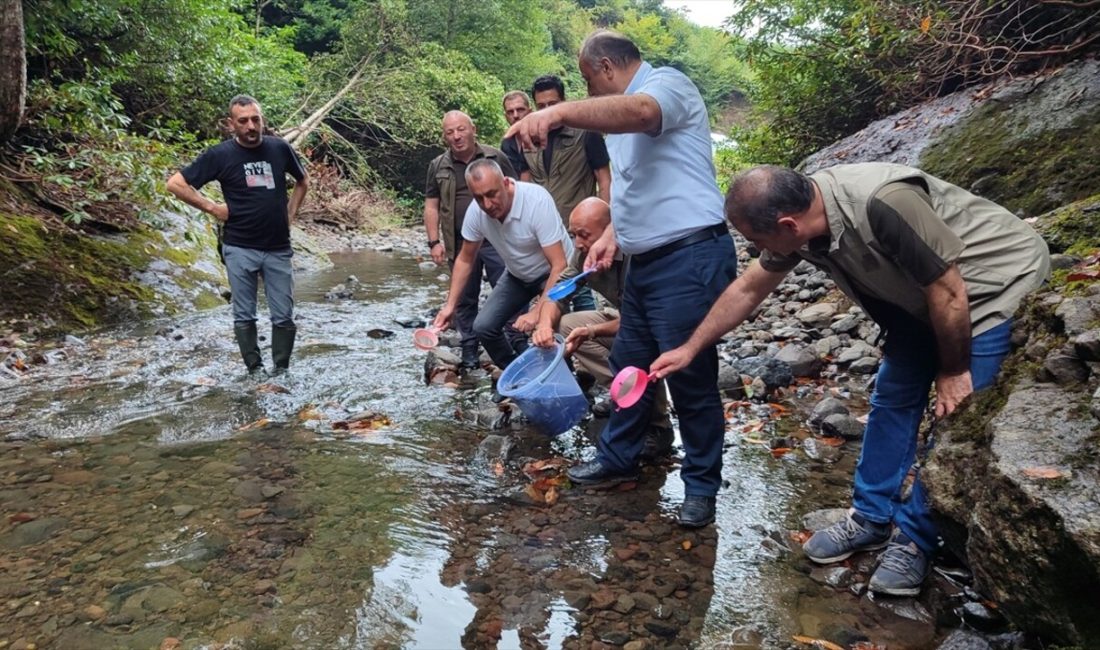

{"left": 531, "top": 75, "right": 565, "bottom": 101}
{"left": 725, "top": 165, "right": 815, "bottom": 234}
{"left": 228, "top": 94, "right": 259, "bottom": 113}
{"left": 580, "top": 30, "right": 641, "bottom": 69}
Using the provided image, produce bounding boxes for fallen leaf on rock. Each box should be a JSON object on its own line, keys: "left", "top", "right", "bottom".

{"left": 255, "top": 382, "right": 289, "bottom": 394}
{"left": 237, "top": 418, "right": 271, "bottom": 432}
{"left": 817, "top": 436, "right": 845, "bottom": 447}
{"left": 767, "top": 402, "right": 789, "bottom": 414}
{"left": 9, "top": 512, "right": 37, "bottom": 523}
{"left": 297, "top": 405, "right": 323, "bottom": 421}
{"left": 1066, "top": 270, "right": 1100, "bottom": 282}
{"left": 682, "top": 540, "right": 692, "bottom": 550}
{"left": 523, "top": 457, "right": 571, "bottom": 477}
{"left": 1021, "top": 466, "right": 1068, "bottom": 480}
{"left": 790, "top": 530, "right": 812, "bottom": 545}
{"left": 742, "top": 420, "right": 765, "bottom": 433}
{"left": 792, "top": 636, "right": 845, "bottom": 650}
{"left": 332, "top": 412, "right": 391, "bottom": 432}
{"left": 770, "top": 447, "right": 793, "bottom": 458}
{"left": 192, "top": 376, "right": 216, "bottom": 386}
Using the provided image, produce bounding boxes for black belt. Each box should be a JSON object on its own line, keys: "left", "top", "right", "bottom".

{"left": 633, "top": 223, "right": 729, "bottom": 264}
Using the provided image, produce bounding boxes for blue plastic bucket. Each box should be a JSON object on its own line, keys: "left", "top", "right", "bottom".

{"left": 497, "top": 335, "right": 588, "bottom": 436}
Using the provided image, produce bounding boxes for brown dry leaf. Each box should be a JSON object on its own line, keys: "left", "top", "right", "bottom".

{"left": 192, "top": 376, "right": 216, "bottom": 386}
{"left": 524, "top": 483, "right": 545, "bottom": 504}
{"left": 817, "top": 436, "right": 846, "bottom": 447}
{"left": 544, "top": 485, "right": 559, "bottom": 506}
{"left": 333, "top": 412, "right": 391, "bottom": 431}
{"left": 770, "top": 447, "right": 793, "bottom": 458}
{"left": 767, "top": 402, "right": 789, "bottom": 414}
{"left": 681, "top": 540, "right": 692, "bottom": 551}
{"left": 237, "top": 418, "right": 271, "bottom": 432}
{"left": 790, "top": 529, "right": 813, "bottom": 545}
{"left": 792, "top": 636, "right": 845, "bottom": 650}
{"left": 1021, "top": 466, "right": 1068, "bottom": 480}
{"left": 255, "top": 382, "right": 289, "bottom": 394}
{"left": 919, "top": 15, "right": 932, "bottom": 33}
{"left": 742, "top": 420, "right": 765, "bottom": 433}
{"left": 523, "top": 457, "right": 570, "bottom": 476}
{"left": 297, "top": 405, "right": 323, "bottom": 421}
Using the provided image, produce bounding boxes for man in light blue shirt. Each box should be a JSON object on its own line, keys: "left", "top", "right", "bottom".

{"left": 506, "top": 30, "right": 738, "bottom": 527}
{"left": 434, "top": 159, "right": 572, "bottom": 370}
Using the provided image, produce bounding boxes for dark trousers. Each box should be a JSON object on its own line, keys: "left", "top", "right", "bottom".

{"left": 454, "top": 241, "right": 505, "bottom": 356}
{"left": 472, "top": 271, "right": 547, "bottom": 369}
{"left": 596, "top": 234, "right": 737, "bottom": 496}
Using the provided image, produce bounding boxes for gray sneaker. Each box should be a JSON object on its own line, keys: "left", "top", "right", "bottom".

{"left": 802, "top": 512, "right": 891, "bottom": 564}
{"left": 869, "top": 532, "right": 931, "bottom": 596}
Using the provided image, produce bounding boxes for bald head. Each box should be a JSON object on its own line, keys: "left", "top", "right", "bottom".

{"left": 568, "top": 197, "right": 611, "bottom": 253}
{"left": 725, "top": 165, "right": 815, "bottom": 234}
{"left": 441, "top": 111, "right": 477, "bottom": 159}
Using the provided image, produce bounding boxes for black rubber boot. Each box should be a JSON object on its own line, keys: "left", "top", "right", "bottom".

{"left": 233, "top": 322, "right": 264, "bottom": 375}
{"left": 271, "top": 324, "right": 296, "bottom": 374}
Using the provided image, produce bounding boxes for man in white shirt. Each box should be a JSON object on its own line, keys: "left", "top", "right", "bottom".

{"left": 433, "top": 159, "right": 572, "bottom": 370}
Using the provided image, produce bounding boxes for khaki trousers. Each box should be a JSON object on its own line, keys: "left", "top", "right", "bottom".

{"left": 560, "top": 309, "right": 671, "bottom": 428}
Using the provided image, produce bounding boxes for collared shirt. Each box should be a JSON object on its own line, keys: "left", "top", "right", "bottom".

{"left": 606, "top": 61, "right": 725, "bottom": 255}
{"left": 461, "top": 182, "right": 574, "bottom": 282}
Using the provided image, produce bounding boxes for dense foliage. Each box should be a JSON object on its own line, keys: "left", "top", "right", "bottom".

{"left": 728, "top": 0, "right": 1100, "bottom": 166}
{"left": 3, "top": 0, "right": 753, "bottom": 225}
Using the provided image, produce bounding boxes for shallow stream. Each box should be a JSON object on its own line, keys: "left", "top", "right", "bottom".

{"left": 0, "top": 250, "right": 952, "bottom": 649}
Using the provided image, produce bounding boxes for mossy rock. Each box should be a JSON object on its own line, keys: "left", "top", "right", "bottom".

{"left": 1032, "top": 192, "right": 1100, "bottom": 255}
{"left": 0, "top": 209, "right": 225, "bottom": 334}
{"left": 920, "top": 59, "right": 1100, "bottom": 217}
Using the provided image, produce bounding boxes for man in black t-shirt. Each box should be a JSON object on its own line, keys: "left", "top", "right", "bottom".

{"left": 167, "top": 95, "right": 309, "bottom": 375}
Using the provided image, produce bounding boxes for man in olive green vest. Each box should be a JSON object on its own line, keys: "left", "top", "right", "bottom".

{"left": 423, "top": 111, "right": 520, "bottom": 371}
{"left": 653, "top": 163, "right": 1050, "bottom": 596}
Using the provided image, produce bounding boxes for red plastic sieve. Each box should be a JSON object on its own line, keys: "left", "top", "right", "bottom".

{"left": 412, "top": 326, "right": 441, "bottom": 350}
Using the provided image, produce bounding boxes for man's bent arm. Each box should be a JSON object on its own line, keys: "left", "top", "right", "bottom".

{"left": 167, "top": 172, "right": 224, "bottom": 219}
{"left": 652, "top": 261, "right": 788, "bottom": 377}
{"left": 924, "top": 264, "right": 974, "bottom": 416}
{"left": 287, "top": 174, "right": 309, "bottom": 226}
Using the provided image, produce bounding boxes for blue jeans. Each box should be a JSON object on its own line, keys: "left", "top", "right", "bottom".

{"left": 473, "top": 271, "right": 546, "bottom": 369}
{"left": 222, "top": 244, "right": 294, "bottom": 327}
{"left": 852, "top": 318, "right": 1013, "bottom": 553}
{"left": 596, "top": 233, "right": 737, "bottom": 496}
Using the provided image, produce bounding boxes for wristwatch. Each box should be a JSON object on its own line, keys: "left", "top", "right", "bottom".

{"left": 427, "top": 239, "right": 441, "bottom": 249}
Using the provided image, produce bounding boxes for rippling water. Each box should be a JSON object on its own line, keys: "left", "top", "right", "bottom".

{"left": 0, "top": 249, "right": 944, "bottom": 649}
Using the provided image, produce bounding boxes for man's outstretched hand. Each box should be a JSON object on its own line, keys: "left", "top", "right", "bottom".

{"left": 504, "top": 105, "right": 563, "bottom": 151}
{"left": 650, "top": 346, "right": 695, "bottom": 379}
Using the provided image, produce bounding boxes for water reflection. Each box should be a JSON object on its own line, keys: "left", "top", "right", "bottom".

{"left": 0, "top": 249, "right": 865, "bottom": 649}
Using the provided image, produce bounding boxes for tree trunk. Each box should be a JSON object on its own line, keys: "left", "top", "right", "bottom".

{"left": 0, "top": 0, "right": 26, "bottom": 142}
{"left": 281, "top": 62, "right": 368, "bottom": 150}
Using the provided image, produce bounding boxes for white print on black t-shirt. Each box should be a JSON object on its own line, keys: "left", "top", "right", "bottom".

{"left": 243, "top": 161, "right": 275, "bottom": 189}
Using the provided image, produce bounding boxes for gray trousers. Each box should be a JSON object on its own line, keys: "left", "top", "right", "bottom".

{"left": 222, "top": 244, "right": 295, "bottom": 327}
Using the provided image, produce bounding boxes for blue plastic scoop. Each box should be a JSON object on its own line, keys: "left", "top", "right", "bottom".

{"left": 546, "top": 269, "right": 595, "bottom": 301}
